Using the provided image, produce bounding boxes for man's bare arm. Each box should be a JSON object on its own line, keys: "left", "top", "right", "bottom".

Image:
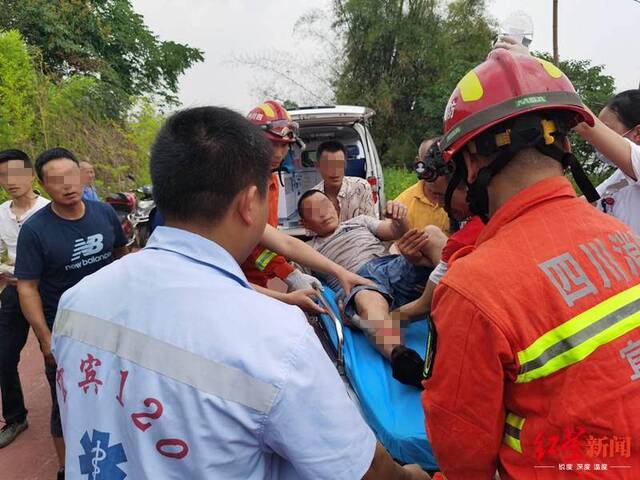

{"left": 376, "top": 201, "right": 409, "bottom": 241}
{"left": 250, "top": 282, "right": 325, "bottom": 315}
{"left": 17, "top": 279, "right": 55, "bottom": 366}
{"left": 575, "top": 116, "right": 636, "bottom": 181}
{"left": 261, "top": 224, "right": 373, "bottom": 294}
{"left": 392, "top": 280, "right": 437, "bottom": 323}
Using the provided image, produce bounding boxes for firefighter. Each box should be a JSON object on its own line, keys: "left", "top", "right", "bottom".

{"left": 242, "top": 101, "right": 302, "bottom": 289}
{"left": 421, "top": 49, "right": 640, "bottom": 478}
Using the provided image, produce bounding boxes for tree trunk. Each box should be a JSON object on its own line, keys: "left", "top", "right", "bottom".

{"left": 553, "top": 0, "right": 559, "bottom": 65}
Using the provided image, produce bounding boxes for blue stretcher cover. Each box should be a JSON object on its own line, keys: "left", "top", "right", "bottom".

{"left": 317, "top": 287, "right": 438, "bottom": 471}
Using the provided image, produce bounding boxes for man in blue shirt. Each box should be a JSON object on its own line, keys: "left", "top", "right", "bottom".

{"left": 52, "top": 107, "right": 429, "bottom": 479}
{"left": 80, "top": 161, "right": 99, "bottom": 201}
{"left": 15, "top": 147, "right": 127, "bottom": 479}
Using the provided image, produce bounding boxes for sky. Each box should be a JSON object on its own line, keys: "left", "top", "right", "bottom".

{"left": 132, "top": 0, "right": 640, "bottom": 115}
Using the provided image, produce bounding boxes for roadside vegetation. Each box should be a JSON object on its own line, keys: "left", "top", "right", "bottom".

{"left": 0, "top": 1, "right": 616, "bottom": 201}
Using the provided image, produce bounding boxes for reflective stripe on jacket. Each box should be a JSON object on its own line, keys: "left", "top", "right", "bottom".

{"left": 423, "top": 177, "right": 640, "bottom": 479}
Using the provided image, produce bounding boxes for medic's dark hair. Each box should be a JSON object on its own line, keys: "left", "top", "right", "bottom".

{"left": 606, "top": 89, "right": 640, "bottom": 131}
{"left": 151, "top": 106, "right": 272, "bottom": 223}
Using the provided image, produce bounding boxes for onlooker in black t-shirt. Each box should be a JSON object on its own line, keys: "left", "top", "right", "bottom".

{"left": 15, "top": 148, "right": 127, "bottom": 478}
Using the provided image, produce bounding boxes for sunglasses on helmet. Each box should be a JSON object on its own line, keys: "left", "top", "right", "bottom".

{"left": 260, "top": 119, "right": 300, "bottom": 140}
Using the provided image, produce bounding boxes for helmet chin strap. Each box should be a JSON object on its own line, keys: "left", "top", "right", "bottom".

{"left": 465, "top": 143, "right": 600, "bottom": 223}
{"left": 443, "top": 158, "right": 466, "bottom": 220}
{"left": 271, "top": 145, "right": 293, "bottom": 187}
{"left": 271, "top": 163, "right": 286, "bottom": 187}
{"left": 461, "top": 114, "right": 600, "bottom": 223}
{"left": 466, "top": 147, "right": 514, "bottom": 223}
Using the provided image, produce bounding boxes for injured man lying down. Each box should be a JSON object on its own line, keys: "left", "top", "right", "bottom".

{"left": 298, "top": 189, "right": 447, "bottom": 388}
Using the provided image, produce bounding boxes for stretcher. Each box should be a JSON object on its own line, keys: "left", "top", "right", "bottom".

{"left": 313, "top": 287, "right": 438, "bottom": 471}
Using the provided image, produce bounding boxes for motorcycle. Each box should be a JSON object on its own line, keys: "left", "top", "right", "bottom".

{"left": 105, "top": 192, "right": 137, "bottom": 247}
{"left": 131, "top": 184, "right": 155, "bottom": 248}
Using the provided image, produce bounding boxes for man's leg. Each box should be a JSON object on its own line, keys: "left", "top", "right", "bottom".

{"left": 45, "top": 363, "right": 65, "bottom": 469}
{"left": 351, "top": 289, "right": 401, "bottom": 359}
{"left": 349, "top": 288, "right": 425, "bottom": 388}
{"left": 0, "top": 286, "right": 30, "bottom": 448}
{"left": 418, "top": 225, "right": 448, "bottom": 267}
{"left": 54, "top": 437, "right": 65, "bottom": 468}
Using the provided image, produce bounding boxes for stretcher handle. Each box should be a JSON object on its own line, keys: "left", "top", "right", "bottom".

{"left": 315, "top": 288, "right": 345, "bottom": 375}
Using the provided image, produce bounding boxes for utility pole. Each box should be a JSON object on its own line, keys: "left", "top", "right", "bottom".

{"left": 553, "top": 0, "right": 559, "bottom": 65}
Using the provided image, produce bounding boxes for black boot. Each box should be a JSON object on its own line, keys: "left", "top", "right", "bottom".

{"left": 391, "top": 345, "right": 425, "bottom": 389}
{"left": 0, "top": 418, "right": 28, "bottom": 448}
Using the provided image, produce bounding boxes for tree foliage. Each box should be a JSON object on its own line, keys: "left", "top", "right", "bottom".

{"left": 0, "top": 0, "right": 203, "bottom": 117}
{"left": 333, "top": 0, "right": 496, "bottom": 166}
{"left": 0, "top": 30, "right": 37, "bottom": 146}
{"left": 0, "top": 30, "right": 164, "bottom": 201}
{"left": 331, "top": 0, "right": 617, "bottom": 182}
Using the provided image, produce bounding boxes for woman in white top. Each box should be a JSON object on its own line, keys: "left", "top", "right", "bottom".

{"left": 574, "top": 89, "right": 640, "bottom": 233}
{"left": 0, "top": 149, "right": 49, "bottom": 448}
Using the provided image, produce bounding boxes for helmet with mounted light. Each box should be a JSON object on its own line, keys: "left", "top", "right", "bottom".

{"left": 414, "top": 139, "right": 454, "bottom": 182}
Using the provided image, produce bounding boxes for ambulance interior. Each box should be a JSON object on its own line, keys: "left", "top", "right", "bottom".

{"left": 277, "top": 125, "right": 368, "bottom": 231}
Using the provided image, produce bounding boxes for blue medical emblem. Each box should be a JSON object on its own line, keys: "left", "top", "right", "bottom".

{"left": 79, "top": 430, "right": 127, "bottom": 479}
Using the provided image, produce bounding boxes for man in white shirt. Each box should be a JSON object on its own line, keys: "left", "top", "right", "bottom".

{"left": 0, "top": 149, "right": 49, "bottom": 447}
{"left": 314, "top": 140, "right": 376, "bottom": 221}
{"left": 52, "top": 107, "right": 429, "bottom": 479}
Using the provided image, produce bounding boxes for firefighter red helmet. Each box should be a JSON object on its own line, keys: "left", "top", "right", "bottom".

{"left": 247, "top": 100, "right": 299, "bottom": 144}
{"left": 440, "top": 49, "right": 594, "bottom": 161}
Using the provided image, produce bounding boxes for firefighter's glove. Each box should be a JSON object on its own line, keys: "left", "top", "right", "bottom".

{"left": 285, "top": 269, "right": 324, "bottom": 292}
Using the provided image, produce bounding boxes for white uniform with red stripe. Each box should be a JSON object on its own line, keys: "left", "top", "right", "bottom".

{"left": 52, "top": 226, "right": 376, "bottom": 479}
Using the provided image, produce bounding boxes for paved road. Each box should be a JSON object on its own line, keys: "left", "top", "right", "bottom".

{"left": 0, "top": 332, "right": 58, "bottom": 479}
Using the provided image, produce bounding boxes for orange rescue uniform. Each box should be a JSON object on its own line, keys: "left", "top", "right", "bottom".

{"left": 241, "top": 173, "right": 294, "bottom": 287}
{"left": 422, "top": 177, "right": 640, "bottom": 479}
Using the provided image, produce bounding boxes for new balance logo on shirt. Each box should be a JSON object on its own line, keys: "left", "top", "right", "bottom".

{"left": 66, "top": 234, "right": 112, "bottom": 271}
{"left": 71, "top": 234, "right": 105, "bottom": 261}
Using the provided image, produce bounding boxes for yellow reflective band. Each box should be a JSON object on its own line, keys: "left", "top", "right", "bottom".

{"left": 458, "top": 70, "right": 484, "bottom": 102}
{"left": 259, "top": 103, "right": 275, "bottom": 118}
{"left": 503, "top": 412, "right": 525, "bottom": 454}
{"left": 504, "top": 434, "right": 523, "bottom": 453}
{"left": 506, "top": 412, "right": 525, "bottom": 431}
{"left": 536, "top": 57, "right": 564, "bottom": 79}
{"left": 255, "top": 250, "right": 277, "bottom": 271}
{"left": 517, "top": 284, "right": 640, "bottom": 383}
